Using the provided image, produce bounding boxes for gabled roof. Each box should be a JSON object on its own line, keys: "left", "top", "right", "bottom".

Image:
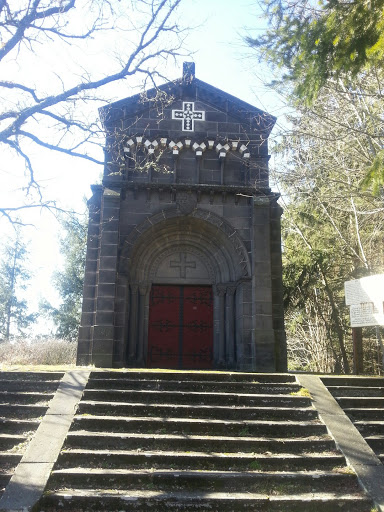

{"left": 99, "top": 63, "right": 276, "bottom": 136}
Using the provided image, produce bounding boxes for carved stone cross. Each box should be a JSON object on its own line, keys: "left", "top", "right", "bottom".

{"left": 172, "top": 102, "right": 205, "bottom": 131}
{"left": 170, "top": 253, "right": 196, "bottom": 278}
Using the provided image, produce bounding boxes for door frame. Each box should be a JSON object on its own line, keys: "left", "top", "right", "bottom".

{"left": 146, "top": 284, "right": 214, "bottom": 369}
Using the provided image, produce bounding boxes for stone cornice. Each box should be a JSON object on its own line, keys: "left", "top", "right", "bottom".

{"left": 101, "top": 180, "right": 277, "bottom": 197}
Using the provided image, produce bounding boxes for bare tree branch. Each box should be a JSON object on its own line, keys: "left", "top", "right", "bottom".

{"left": 0, "top": 0, "right": 188, "bottom": 224}
{"left": 17, "top": 129, "right": 104, "bottom": 165}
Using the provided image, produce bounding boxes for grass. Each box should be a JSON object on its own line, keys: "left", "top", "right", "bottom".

{"left": 290, "top": 387, "right": 311, "bottom": 398}
{"left": 332, "top": 465, "right": 356, "bottom": 475}
{"left": 249, "top": 460, "right": 261, "bottom": 470}
{"left": 0, "top": 338, "right": 77, "bottom": 367}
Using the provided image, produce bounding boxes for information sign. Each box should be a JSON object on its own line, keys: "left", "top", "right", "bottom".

{"left": 345, "top": 275, "right": 384, "bottom": 327}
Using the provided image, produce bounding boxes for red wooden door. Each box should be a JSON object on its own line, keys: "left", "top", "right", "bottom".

{"left": 147, "top": 285, "right": 213, "bottom": 369}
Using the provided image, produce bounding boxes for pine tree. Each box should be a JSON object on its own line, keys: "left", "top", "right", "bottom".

{"left": 247, "top": 0, "right": 384, "bottom": 105}
{"left": 0, "top": 229, "right": 35, "bottom": 341}
{"left": 41, "top": 214, "right": 87, "bottom": 341}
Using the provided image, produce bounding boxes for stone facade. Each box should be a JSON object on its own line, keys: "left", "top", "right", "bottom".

{"left": 77, "top": 63, "right": 286, "bottom": 371}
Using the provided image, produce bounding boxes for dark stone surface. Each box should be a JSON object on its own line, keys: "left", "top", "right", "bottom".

{"left": 77, "top": 66, "right": 285, "bottom": 371}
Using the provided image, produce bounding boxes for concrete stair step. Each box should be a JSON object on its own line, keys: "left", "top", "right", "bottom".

{"left": 355, "top": 420, "right": 384, "bottom": 436}
{"left": 326, "top": 386, "right": 384, "bottom": 397}
{"left": 336, "top": 396, "right": 384, "bottom": 408}
{"left": 0, "top": 473, "right": 13, "bottom": 495}
{"left": 0, "top": 453, "right": 22, "bottom": 498}
{"left": 0, "top": 451, "right": 23, "bottom": 467}
{"left": 343, "top": 407, "right": 384, "bottom": 420}
{"left": 77, "top": 400, "right": 317, "bottom": 421}
{"left": 0, "top": 433, "right": 27, "bottom": 450}
{"left": 80, "top": 389, "right": 311, "bottom": 407}
{"left": 0, "top": 404, "right": 48, "bottom": 418}
{"left": 322, "top": 377, "right": 384, "bottom": 387}
{"left": 364, "top": 434, "right": 384, "bottom": 452}
{"left": 64, "top": 431, "right": 335, "bottom": 453}
{"left": 89, "top": 371, "right": 297, "bottom": 383}
{"left": 0, "top": 418, "right": 40, "bottom": 434}
{"left": 0, "top": 391, "right": 54, "bottom": 404}
{"left": 56, "top": 448, "right": 345, "bottom": 471}
{"left": 85, "top": 378, "right": 301, "bottom": 394}
{"left": 0, "top": 380, "right": 61, "bottom": 392}
{"left": 71, "top": 415, "right": 327, "bottom": 437}
{"left": 0, "top": 372, "right": 64, "bottom": 381}
{"left": 37, "top": 489, "right": 372, "bottom": 512}
{"left": 47, "top": 468, "right": 360, "bottom": 494}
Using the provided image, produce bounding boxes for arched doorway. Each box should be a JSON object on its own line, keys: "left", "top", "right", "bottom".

{"left": 119, "top": 208, "right": 251, "bottom": 369}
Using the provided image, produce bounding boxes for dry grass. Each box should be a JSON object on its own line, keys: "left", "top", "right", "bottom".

{"left": 0, "top": 338, "right": 77, "bottom": 366}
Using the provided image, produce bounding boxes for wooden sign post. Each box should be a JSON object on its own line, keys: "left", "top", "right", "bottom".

{"left": 352, "top": 327, "right": 363, "bottom": 375}
{"left": 345, "top": 275, "right": 384, "bottom": 375}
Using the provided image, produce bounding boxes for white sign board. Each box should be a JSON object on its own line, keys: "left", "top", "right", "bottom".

{"left": 345, "top": 275, "right": 384, "bottom": 327}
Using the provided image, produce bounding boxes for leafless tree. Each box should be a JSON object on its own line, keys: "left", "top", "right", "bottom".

{"left": 0, "top": 0, "right": 187, "bottom": 223}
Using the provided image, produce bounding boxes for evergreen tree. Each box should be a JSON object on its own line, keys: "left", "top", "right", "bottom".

{"left": 272, "top": 72, "right": 384, "bottom": 372}
{"left": 247, "top": 0, "right": 384, "bottom": 105}
{"left": 247, "top": 0, "right": 384, "bottom": 193}
{"left": 0, "top": 229, "right": 35, "bottom": 340}
{"left": 41, "top": 214, "right": 87, "bottom": 341}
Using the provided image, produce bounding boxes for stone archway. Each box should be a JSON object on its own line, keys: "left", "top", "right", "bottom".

{"left": 119, "top": 207, "right": 252, "bottom": 369}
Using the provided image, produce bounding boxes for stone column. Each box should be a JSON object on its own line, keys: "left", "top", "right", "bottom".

{"left": 225, "top": 284, "right": 237, "bottom": 367}
{"left": 91, "top": 187, "right": 121, "bottom": 367}
{"left": 77, "top": 186, "right": 102, "bottom": 365}
{"left": 127, "top": 284, "right": 139, "bottom": 364}
{"left": 270, "top": 198, "right": 287, "bottom": 371}
{"left": 215, "top": 284, "right": 226, "bottom": 367}
{"left": 235, "top": 279, "right": 254, "bottom": 371}
{"left": 114, "top": 274, "right": 130, "bottom": 366}
{"left": 252, "top": 196, "right": 275, "bottom": 371}
{"left": 137, "top": 283, "right": 150, "bottom": 365}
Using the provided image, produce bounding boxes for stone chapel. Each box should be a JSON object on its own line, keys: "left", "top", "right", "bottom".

{"left": 77, "top": 63, "right": 286, "bottom": 372}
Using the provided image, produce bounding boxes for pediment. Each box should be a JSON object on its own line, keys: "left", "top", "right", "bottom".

{"left": 99, "top": 64, "right": 276, "bottom": 138}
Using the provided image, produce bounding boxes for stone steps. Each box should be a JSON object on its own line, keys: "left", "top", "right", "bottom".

{"left": 85, "top": 378, "right": 301, "bottom": 393}
{"left": 39, "top": 489, "right": 371, "bottom": 512}
{"left": 322, "top": 386, "right": 384, "bottom": 397}
{"left": 48, "top": 468, "right": 359, "bottom": 492}
{"left": 0, "top": 452, "right": 22, "bottom": 493}
{"left": 57, "top": 448, "right": 344, "bottom": 471}
{"left": 86, "top": 371, "right": 297, "bottom": 383}
{"left": 0, "top": 418, "right": 40, "bottom": 434}
{"left": 64, "top": 431, "right": 337, "bottom": 453}
{"left": 0, "top": 371, "right": 63, "bottom": 499}
{"left": 322, "top": 376, "right": 384, "bottom": 462}
{"left": 36, "top": 370, "right": 372, "bottom": 511}
{"left": 343, "top": 407, "right": 384, "bottom": 420}
{"left": 0, "top": 391, "right": 54, "bottom": 404}
{"left": 0, "top": 380, "right": 60, "bottom": 392}
{"left": 0, "top": 433, "right": 27, "bottom": 451}
{"left": 81, "top": 388, "right": 310, "bottom": 407}
{"left": 322, "top": 377, "right": 384, "bottom": 387}
{"left": 337, "top": 397, "right": 384, "bottom": 408}
{"left": 78, "top": 400, "right": 317, "bottom": 420}
{"left": 72, "top": 413, "right": 327, "bottom": 437}
{"left": 0, "top": 404, "right": 49, "bottom": 418}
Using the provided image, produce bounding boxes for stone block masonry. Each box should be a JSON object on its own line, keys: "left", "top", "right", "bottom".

{"left": 77, "top": 62, "right": 286, "bottom": 371}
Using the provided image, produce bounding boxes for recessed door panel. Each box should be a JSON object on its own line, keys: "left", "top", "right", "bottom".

{"left": 147, "top": 285, "right": 213, "bottom": 369}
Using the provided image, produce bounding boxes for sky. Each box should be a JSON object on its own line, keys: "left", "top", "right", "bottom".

{"left": 1, "top": 0, "right": 283, "bottom": 336}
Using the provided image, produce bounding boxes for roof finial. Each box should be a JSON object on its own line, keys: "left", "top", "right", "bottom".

{"left": 182, "top": 62, "right": 195, "bottom": 84}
